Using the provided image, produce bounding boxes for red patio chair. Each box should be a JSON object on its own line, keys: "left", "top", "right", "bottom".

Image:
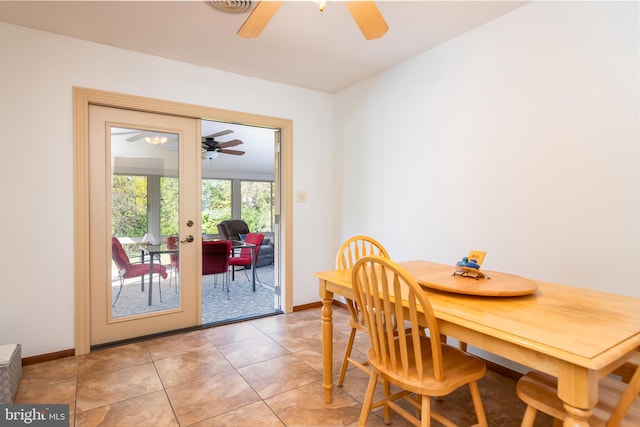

{"left": 228, "top": 232, "right": 264, "bottom": 290}
{"left": 202, "top": 240, "right": 232, "bottom": 298}
{"left": 111, "top": 236, "right": 167, "bottom": 306}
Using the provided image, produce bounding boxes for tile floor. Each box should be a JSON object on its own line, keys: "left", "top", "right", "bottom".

{"left": 14, "top": 307, "right": 553, "bottom": 426}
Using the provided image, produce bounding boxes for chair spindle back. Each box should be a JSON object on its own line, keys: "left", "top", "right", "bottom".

{"left": 352, "top": 255, "right": 444, "bottom": 383}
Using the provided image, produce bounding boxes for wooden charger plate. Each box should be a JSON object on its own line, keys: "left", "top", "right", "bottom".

{"left": 401, "top": 260, "right": 538, "bottom": 297}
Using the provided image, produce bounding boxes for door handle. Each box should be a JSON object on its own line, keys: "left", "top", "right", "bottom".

{"left": 181, "top": 235, "right": 194, "bottom": 243}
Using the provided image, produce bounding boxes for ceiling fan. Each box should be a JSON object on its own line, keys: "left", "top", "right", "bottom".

{"left": 202, "top": 129, "right": 245, "bottom": 159}
{"left": 236, "top": 1, "right": 389, "bottom": 40}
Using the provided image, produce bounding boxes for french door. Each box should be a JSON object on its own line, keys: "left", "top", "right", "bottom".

{"left": 88, "top": 105, "right": 201, "bottom": 345}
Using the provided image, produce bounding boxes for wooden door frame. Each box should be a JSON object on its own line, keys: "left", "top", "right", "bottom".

{"left": 73, "top": 87, "right": 293, "bottom": 355}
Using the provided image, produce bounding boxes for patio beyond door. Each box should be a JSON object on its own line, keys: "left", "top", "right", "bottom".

{"left": 88, "top": 105, "right": 201, "bottom": 346}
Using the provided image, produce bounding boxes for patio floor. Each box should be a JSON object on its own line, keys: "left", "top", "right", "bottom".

{"left": 111, "top": 263, "right": 279, "bottom": 325}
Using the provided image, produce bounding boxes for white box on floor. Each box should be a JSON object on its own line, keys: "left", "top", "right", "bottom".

{"left": 0, "top": 344, "right": 21, "bottom": 404}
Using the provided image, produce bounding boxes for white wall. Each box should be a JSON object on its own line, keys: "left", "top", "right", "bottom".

{"left": 0, "top": 23, "right": 335, "bottom": 357}
{"left": 335, "top": 1, "right": 638, "bottom": 292}
{"left": 334, "top": 1, "right": 639, "bottom": 371}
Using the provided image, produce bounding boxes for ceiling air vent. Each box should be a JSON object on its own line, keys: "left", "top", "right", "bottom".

{"left": 207, "top": 1, "right": 254, "bottom": 14}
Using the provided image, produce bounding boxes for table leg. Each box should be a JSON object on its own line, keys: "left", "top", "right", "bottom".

{"left": 562, "top": 405, "right": 591, "bottom": 427}
{"left": 320, "top": 280, "right": 334, "bottom": 403}
{"left": 148, "top": 256, "right": 154, "bottom": 306}
{"left": 558, "top": 364, "right": 596, "bottom": 427}
{"left": 251, "top": 245, "right": 256, "bottom": 292}
{"left": 140, "top": 250, "right": 146, "bottom": 292}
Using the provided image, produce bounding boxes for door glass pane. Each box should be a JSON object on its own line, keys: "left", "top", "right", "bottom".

{"left": 110, "top": 127, "right": 180, "bottom": 318}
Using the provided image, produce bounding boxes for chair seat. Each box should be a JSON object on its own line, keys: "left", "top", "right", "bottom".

{"left": 228, "top": 255, "right": 251, "bottom": 265}
{"left": 124, "top": 263, "right": 167, "bottom": 280}
{"left": 228, "top": 233, "right": 264, "bottom": 273}
{"left": 517, "top": 370, "right": 640, "bottom": 426}
{"left": 369, "top": 337, "right": 485, "bottom": 396}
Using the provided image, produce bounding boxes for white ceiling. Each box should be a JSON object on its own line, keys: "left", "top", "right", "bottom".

{"left": 0, "top": 0, "right": 527, "bottom": 93}
{"left": 0, "top": 0, "right": 526, "bottom": 177}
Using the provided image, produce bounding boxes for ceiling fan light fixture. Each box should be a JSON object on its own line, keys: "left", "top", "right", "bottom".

{"left": 144, "top": 136, "right": 168, "bottom": 145}
{"left": 203, "top": 150, "right": 220, "bottom": 160}
{"left": 314, "top": 0, "right": 327, "bottom": 12}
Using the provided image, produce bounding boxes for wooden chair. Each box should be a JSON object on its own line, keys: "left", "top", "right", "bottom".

{"left": 352, "top": 255, "right": 488, "bottom": 427}
{"left": 335, "top": 235, "right": 390, "bottom": 387}
{"left": 516, "top": 363, "right": 640, "bottom": 427}
{"left": 613, "top": 353, "right": 640, "bottom": 384}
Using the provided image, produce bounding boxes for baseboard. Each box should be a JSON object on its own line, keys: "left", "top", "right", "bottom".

{"left": 292, "top": 301, "right": 324, "bottom": 311}
{"left": 22, "top": 349, "right": 75, "bottom": 366}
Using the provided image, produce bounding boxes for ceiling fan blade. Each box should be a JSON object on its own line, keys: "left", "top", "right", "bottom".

{"left": 126, "top": 133, "right": 147, "bottom": 142}
{"left": 345, "top": 1, "right": 389, "bottom": 40}
{"left": 219, "top": 149, "right": 246, "bottom": 156}
{"left": 111, "top": 130, "right": 139, "bottom": 135}
{"left": 238, "top": 1, "right": 283, "bottom": 38}
{"left": 204, "top": 129, "right": 233, "bottom": 139}
{"left": 216, "top": 139, "right": 243, "bottom": 149}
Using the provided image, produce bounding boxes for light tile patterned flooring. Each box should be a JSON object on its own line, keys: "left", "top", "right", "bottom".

{"left": 15, "top": 307, "right": 553, "bottom": 426}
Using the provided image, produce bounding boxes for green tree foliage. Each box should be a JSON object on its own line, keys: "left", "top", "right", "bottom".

{"left": 202, "top": 179, "right": 231, "bottom": 234}
{"left": 241, "top": 181, "right": 274, "bottom": 232}
{"left": 111, "top": 175, "right": 147, "bottom": 237}
{"left": 160, "top": 177, "right": 179, "bottom": 236}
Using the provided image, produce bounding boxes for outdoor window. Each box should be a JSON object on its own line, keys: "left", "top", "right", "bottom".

{"left": 160, "top": 176, "right": 179, "bottom": 236}
{"left": 112, "top": 176, "right": 274, "bottom": 239}
{"left": 202, "top": 178, "right": 232, "bottom": 234}
{"left": 111, "top": 175, "right": 148, "bottom": 239}
{"left": 241, "top": 180, "right": 274, "bottom": 233}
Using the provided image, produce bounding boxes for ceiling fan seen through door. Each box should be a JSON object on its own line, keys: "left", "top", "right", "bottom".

{"left": 202, "top": 129, "right": 245, "bottom": 159}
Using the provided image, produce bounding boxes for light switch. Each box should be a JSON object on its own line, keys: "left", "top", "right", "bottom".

{"left": 296, "top": 191, "right": 308, "bottom": 203}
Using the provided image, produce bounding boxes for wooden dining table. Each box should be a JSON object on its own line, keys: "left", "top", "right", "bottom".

{"left": 315, "top": 260, "right": 640, "bottom": 427}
